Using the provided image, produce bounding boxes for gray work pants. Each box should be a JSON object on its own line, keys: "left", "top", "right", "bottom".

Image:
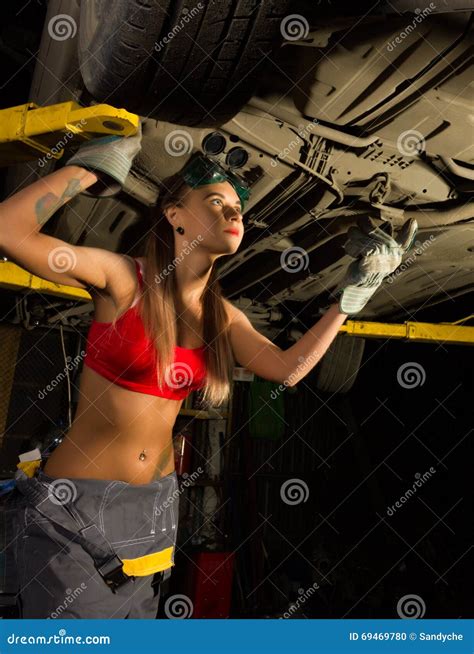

{"left": 9, "top": 468, "right": 179, "bottom": 618}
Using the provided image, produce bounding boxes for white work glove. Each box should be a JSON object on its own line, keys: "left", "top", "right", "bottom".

{"left": 334, "top": 216, "right": 418, "bottom": 314}
{"left": 65, "top": 121, "right": 142, "bottom": 197}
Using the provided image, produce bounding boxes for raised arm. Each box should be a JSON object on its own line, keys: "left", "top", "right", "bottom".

{"left": 225, "top": 300, "right": 348, "bottom": 387}
{"left": 0, "top": 128, "right": 143, "bottom": 290}
{"left": 225, "top": 216, "right": 418, "bottom": 387}
{"left": 0, "top": 166, "right": 115, "bottom": 290}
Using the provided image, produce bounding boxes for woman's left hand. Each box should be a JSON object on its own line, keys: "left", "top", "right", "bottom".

{"left": 335, "top": 216, "right": 418, "bottom": 315}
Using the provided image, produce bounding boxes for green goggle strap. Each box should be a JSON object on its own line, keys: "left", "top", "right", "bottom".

{"left": 180, "top": 156, "right": 250, "bottom": 209}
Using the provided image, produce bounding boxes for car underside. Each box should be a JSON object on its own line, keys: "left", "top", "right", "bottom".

{"left": 1, "top": 0, "right": 473, "bottom": 343}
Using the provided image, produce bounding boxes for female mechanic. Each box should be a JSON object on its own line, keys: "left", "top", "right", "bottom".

{"left": 0, "top": 124, "right": 417, "bottom": 619}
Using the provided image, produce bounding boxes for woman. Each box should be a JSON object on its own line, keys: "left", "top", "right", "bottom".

{"left": 0, "top": 126, "right": 416, "bottom": 619}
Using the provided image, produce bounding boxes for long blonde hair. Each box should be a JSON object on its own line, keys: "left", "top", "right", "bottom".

{"left": 113, "top": 170, "right": 235, "bottom": 408}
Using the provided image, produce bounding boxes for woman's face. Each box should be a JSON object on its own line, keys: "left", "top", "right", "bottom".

{"left": 166, "top": 181, "right": 244, "bottom": 256}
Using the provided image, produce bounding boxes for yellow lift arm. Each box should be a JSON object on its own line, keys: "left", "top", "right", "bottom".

{"left": 0, "top": 261, "right": 473, "bottom": 345}
{"left": 0, "top": 101, "right": 472, "bottom": 346}
{"left": 0, "top": 260, "right": 90, "bottom": 301}
{"left": 340, "top": 316, "right": 474, "bottom": 346}
{"left": 0, "top": 100, "right": 139, "bottom": 166}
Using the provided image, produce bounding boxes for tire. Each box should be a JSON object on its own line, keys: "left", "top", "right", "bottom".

{"left": 314, "top": 334, "right": 365, "bottom": 394}
{"left": 79, "top": 0, "right": 292, "bottom": 127}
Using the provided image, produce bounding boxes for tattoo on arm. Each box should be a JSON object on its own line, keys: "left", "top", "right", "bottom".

{"left": 35, "top": 178, "right": 83, "bottom": 226}
{"left": 62, "top": 178, "right": 83, "bottom": 200}
{"left": 35, "top": 193, "right": 60, "bottom": 226}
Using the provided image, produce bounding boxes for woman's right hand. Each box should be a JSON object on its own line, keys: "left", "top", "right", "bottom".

{"left": 65, "top": 121, "right": 143, "bottom": 198}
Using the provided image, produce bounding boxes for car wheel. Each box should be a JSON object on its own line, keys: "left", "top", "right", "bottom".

{"left": 314, "top": 334, "right": 365, "bottom": 394}
{"left": 79, "top": 0, "right": 292, "bottom": 127}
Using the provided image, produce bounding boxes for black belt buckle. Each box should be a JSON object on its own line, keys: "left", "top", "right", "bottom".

{"left": 97, "top": 555, "right": 133, "bottom": 593}
{"left": 0, "top": 593, "right": 18, "bottom": 607}
{"left": 151, "top": 570, "right": 164, "bottom": 588}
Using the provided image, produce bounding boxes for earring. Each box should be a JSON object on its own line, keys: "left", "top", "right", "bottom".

{"left": 176, "top": 226, "right": 185, "bottom": 235}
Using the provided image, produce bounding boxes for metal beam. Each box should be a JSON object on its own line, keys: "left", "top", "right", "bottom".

{"left": 0, "top": 101, "right": 139, "bottom": 166}
{"left": 1, "top": 262, "right": 473, "bottom": 345}
{"left": 340, "top": 318, "right": 474, "bottom": 345}
{"left": 0, "top": 261, "right": 90, "bottom": 301}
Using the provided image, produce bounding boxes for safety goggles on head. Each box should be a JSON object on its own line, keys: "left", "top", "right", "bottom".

{"left": 179, "top": 154, "right": 251, "bottom": 211}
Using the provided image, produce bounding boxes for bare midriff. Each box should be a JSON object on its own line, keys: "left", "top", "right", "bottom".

{"left": 42, "top": 364, "right": 183, "bottom": 485}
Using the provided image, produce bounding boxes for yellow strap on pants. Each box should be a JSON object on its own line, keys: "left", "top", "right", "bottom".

{"left": 16, "top": 458, "right": 174, "bottom": 576}
{"left": 122, "top": 547, "right": 174, "bottom": 577}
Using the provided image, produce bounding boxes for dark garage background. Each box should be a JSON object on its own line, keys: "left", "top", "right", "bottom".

{"left": 0, "top": 0, "right": 472, "bottom": 620}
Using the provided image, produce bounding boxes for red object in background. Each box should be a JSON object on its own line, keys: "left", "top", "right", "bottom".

{"left": 186, "top": 551, "right": 235, "bottom": 618}
{"left": 173, "top": 428, "right": 192, "bottom": 476}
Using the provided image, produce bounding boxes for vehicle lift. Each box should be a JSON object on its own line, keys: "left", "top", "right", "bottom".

{"left": 0, "top": 101, "right": 473, "bottom": 346}
{"left": 0, "top": 100, "right": 138, "bottom": 165}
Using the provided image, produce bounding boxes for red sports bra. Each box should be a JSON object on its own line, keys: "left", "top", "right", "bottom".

{"left": 83, "top": 257, "right": 207, "bottom": 400}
